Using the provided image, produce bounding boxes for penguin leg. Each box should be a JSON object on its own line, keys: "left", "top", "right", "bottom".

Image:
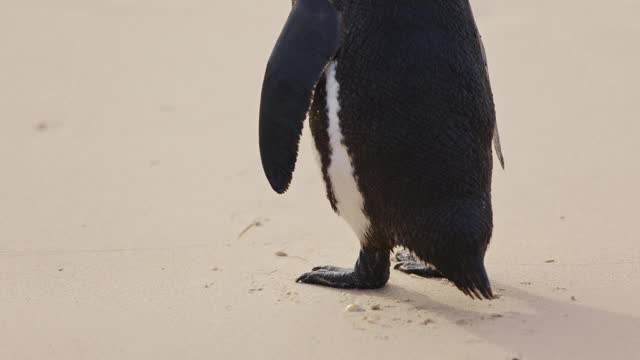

{"left": 393, "top": 249, "right": 444, "bottom": 278}
{"left": 296, "top": 248, "right": 390, "bottom": 289}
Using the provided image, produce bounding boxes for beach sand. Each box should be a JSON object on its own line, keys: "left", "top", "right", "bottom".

{"left": 1, "top": 1, "right": 639, "bottom": 359}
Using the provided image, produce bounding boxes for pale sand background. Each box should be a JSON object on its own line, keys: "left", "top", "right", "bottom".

{"left": 1, "top": 1, "right": 639, "bottom": 359}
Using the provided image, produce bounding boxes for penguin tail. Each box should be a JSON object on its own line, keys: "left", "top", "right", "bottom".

{"left": 450, "top": 263, "right": 494, "bottom": 300}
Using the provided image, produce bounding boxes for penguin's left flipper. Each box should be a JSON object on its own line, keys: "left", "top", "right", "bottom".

{"left": 393, "top": 250, "right": 444, "bottom": 278}
{"left": 259, "top": 0, "right": 341, "bottom": 194}
{"left": 296, "top": 249, "right": 390, "bottom": 290}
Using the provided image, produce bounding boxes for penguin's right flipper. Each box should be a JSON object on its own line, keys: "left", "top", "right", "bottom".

{"left": 259, "top": 0, "right": 341, "bottom": 194}
{"left": 493, "top": 124, "right": 505, "bottom": 170}
{"left": 479, "top": 35, "right": 506, "bottom": 170}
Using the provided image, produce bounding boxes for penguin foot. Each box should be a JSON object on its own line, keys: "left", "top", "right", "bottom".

{"left": 394, "top": 262, "right": 443, "bottom": 278}
{"left": 394, "top": 250, "right": 444, "bottom": 278}
{"left": 311, "top": 265, "right": 352, "bottom": 273}
{"left": 296, "top": 249, "right": 390, "bottom": 289}
{"left": 296, "top": 268, "right": 364, "bottom": 289}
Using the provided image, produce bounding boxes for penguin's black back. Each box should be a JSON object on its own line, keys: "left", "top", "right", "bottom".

{"left": 309, "top": 0, "right": 496, "bottom": 285}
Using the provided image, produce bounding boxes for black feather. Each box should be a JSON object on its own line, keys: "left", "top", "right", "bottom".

{"left": 259, "top": 0, "right": 340, "bottom": 193}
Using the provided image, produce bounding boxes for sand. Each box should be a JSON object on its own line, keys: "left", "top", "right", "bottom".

{"left": 1, "top": 1, "right": 639, "bottom": 359}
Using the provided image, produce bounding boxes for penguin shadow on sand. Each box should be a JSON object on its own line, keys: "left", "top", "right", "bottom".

{"left": 367, "top": 282, "right": 640, "bottom": 359}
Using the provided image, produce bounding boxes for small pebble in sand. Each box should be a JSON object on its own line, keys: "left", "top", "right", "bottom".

{"left": 345, "top": 304, "right": 365, "bottom": 312}
{"left": 58, "top": 268, "right": 64, "bottom": 272}
{"left": 274, "top": 251, "right": 288, "bottom": 257}
{"left": 545, "top": 259, "right": 556, "bottom": 263}
{"left": 571, "top": 296, "right": 577, "bottom": 301}
{"left": 422, "top": 319, "right": 434, "bottom": 326}
{"left": 370, "top": 304, "right": 382, "bottom": 311}
{"left": 211, "top": 267, "right": 220, "bottom": 271}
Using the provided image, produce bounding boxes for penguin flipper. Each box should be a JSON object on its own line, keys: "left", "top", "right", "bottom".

{"left": 479, "top": 36, "right": 506, "bottom": 170}
{"left": 259, "top": 0, "right": 340, "bottom": 194}
{"left": 493, "top": 125, "right": 505, "bottom": 170}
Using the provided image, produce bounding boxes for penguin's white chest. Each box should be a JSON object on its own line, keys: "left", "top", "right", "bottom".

{"left": 321, "top": 61, "right": 371, "bottom": 241}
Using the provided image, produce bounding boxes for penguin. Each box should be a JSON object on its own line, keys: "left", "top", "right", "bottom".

{"left": 258, "top": 0, "right": 503, "bottom": 300}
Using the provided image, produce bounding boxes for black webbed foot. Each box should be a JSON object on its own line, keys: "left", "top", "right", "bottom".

{"left": 296, "top": 267, "right": 362, "bottom": 289}
{"left": 394, "top": 262, "right": 443, "bottom": 278}
{"left": 311, "top": 265, "right": 351, "bottom": 273}
{"left": 393, "top": 249, "right": 444, "bottom": 278}
{"left": 296, "top": 249, "right": 390, "bottom": 289}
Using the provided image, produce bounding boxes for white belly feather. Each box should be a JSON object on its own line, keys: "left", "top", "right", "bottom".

{"left": 322, "top": 61, "right": 371, "bottom": 242}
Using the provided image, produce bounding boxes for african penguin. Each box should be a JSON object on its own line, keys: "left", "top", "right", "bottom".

{"left": 258, "top": 0, "right": 504, "bottom": 300}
